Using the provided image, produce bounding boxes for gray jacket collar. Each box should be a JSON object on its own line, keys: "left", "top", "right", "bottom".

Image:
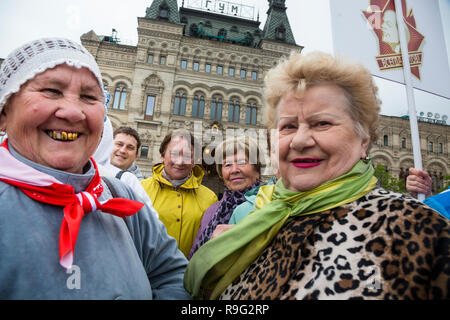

{"left": 9, "top": 143, "right": 96, "bottom": 194}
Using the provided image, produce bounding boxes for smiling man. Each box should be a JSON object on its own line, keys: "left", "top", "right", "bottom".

{"left": 110, "top": 126, "right": 144, "bottom": 180}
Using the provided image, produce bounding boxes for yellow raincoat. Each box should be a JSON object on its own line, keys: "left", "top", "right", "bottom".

{"left": 141, "top": 163, "right": 218, "bottom": 257}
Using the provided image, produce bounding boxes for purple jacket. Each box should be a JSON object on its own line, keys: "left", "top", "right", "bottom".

{"left": 188, "top": 193, "right": 227, "bottom": 259}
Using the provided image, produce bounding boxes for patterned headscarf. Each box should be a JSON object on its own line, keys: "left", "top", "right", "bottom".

{"left": 190, "top": 181, "right": 263, "bottom": 257}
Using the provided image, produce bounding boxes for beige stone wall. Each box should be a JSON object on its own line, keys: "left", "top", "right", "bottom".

{"left": 81, "top": 18, "right": 449, "bottom": 195}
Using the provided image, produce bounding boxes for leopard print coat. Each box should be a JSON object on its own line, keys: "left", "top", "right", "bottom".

{"left": 220, "top": 188, "right": 450, "bottom": 300}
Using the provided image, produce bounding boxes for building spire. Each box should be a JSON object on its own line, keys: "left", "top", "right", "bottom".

{"left": 145, "top": 0, "right": 180, "bottom": 24}
{"left": 262, "top": 0, "right": 296, "bottom": 44}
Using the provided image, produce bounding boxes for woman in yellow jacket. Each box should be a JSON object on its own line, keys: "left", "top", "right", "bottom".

{"left": 141, "top": 130, "right": 217, "bottom": 258}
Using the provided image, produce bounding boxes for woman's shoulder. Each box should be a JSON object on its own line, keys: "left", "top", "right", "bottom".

{"left": 197, "top": 184, "right": 219, "bottom": 202}
{"left": 101, "top": 176, "right": 138, "bottom": 201}
{"left": 353, "top": 187, "right": 449, "bottom": 228}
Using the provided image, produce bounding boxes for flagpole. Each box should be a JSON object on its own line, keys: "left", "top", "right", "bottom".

{"left": 394, "top": 0, "right": 425, "bottom": 201}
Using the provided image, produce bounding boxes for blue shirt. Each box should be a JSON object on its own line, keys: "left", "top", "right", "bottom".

{"left": 424, "top": 187, "right": 450, "bottom": 220}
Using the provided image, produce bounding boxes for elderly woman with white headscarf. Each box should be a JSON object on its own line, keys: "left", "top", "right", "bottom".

{"left": 0, "top": 38, "right": 190, "bottom": 299}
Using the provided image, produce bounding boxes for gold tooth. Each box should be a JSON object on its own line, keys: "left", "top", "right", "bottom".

{"left": 49, "top": 130, "right": 78, "bottom": 141}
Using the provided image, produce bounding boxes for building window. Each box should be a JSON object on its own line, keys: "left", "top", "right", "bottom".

{"left": 140, "top": 146, "right": 149, "bottom": 159}
{"left": 252, "top": 71, "right": 258, "bottom": 80}
{"left": 160, "top": 55, "right": 166, "bottom": 65}
{"left": 159, "top": 4, "right": 169, "bottom": 19}
{"left": 181, "top": 59, "right": 187, "bottom": 69}
{"left": 245, "top": 101, "right": 257, "bottom": 125}
{"left": 275, "top": 25, "right": 286, "bottom": 41}
{"left": 438, "top": 143, "right": 443, "bottom": 153}
{"left": 112, "top": 85, "right": 127, "bottom": 110}
{"left": 210, "top": 96, "right": 223, "bottom": 121}
{"left": 217, "top": 65, "right": 223, "bottom": 75}
{"left": 383, "top": 135, "right": 388, "bottom": 146}
{"left": 147, "top": 54, "right": 154, "bottom": 64}
{"left": 192, "top": 93, "right": 205, "bottom": 119}
{"left": 193, "top": 61, "right": 200, "bottom": 71}
{"left": 173, "top": 90, "right": 187, "bottom": 116}
{"left": 145, "top": 95, "right": 156, "bottom": 119}
{"left": 229, "top": 66, "right": 235, "bottom": 77}
{"left": 205, "top": 63, "right": 211, "bottom": 73}
{"left": 401, "top": 137, "right": 406, "bottom": 148}
{"left": 428, "top": 141, "right": 433, "bottom": 152}
{"left": 240, "top": 69, "right": 246, "bottom": 79}
{"left": 190, "top": 23, "right": 199, "bottom": 36}
{"left": 218, "top": 28, "right": 227, "bottom": 39}
{"left": 228, "top": 98, "right": 240, "bottom": 123}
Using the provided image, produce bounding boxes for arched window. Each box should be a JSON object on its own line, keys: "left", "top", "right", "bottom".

{"left": 190, "top": 24, "right": 199, "bottom": 37}
{"left": 228, "top": 98, "right": 240, "bottom": 123}
{"left": 113, "top": 84, "right": 127, "bottom": 110}
{"left": 218, "top": 28, "right": 227, "bottom": 39}
{"left": 210, "top": 95, "right": 223, "bottom": 121}
{"left": 173, "top": 90, "right": 187, "bottom": 116}
{"left": 245, "top": 100, "right": 257, "bottom": 125}
{"left": 275, "top": 25, "right": 286, "bottom": 41}
{"left": 383, "top": 135, "right": 388, "bottom": 146}
{"left": 145, "top": 95, "right": 156, "bottom": 119}
{"left": 192, "top": 93, "right": 205, "bottom": 119}
{"left": 401, "top": 137, "right": 406, "bottom": 148}
{"left": 140, "top": 146, "right": 149, "bottom": 159}
{"left": 428, "top": 141, "right": 434, "bottom": 152}
{"left": 147, "top": 53, "right": 154, "bottom": 64}
{"left": 438, "top": 143, "right": 443, "bottom": 153}
{"left": 159, "top": 3, "right": 169, "bottom": 20}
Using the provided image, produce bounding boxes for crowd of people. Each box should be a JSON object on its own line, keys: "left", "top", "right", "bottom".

{"left": 0, "top": 37, "right": 448, "bottom": 300}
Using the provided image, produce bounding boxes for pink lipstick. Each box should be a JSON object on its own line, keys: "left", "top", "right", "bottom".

{"left": 291, "top": 158, "right": 322, "bottom": 168}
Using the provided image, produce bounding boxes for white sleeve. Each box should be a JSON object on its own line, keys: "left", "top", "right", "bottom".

{"left": 120, "top": 172, "right": 160, "bottom": 219}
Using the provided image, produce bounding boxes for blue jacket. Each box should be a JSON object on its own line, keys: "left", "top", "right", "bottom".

{"left": 425, "top": 187, "right": 450, "bottom": 219}
{"left": 228, "top": 177, "right": 278, "bottom": 225}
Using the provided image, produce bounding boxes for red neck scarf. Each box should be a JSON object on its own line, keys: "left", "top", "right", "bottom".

{"left": 0, "top": 139, "right": 144, "bottom": 269}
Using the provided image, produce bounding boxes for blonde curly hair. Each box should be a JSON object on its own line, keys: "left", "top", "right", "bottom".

{"left": 264, "top": 51, "right": 381, "bottom": 152}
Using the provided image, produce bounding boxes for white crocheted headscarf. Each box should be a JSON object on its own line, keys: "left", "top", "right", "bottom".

{"left": 0, "top": 37, "right": 105, "bottom": 112}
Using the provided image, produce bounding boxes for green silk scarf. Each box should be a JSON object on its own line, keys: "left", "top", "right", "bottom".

{"left": 184, "top": 160, "right": 377, "bottom": 299}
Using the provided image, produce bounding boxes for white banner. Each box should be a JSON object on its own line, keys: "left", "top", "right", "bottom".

{"left": 330, "top": 0, "right": 450, "bottom": 98}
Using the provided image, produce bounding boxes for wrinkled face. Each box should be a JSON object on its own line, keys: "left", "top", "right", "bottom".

{"left": 0, "top": 64, "right": 105, "bottom": 174}
{"left": 161, "top": 136, "right": 195, "bottom": 180}
{"left": 221, "top": 153, "right": 259, "bottom": 191}
{"left": 110, "top": 133, "right": 138, "bottom": 170}
{"left": 277, "top": 84, "right": 369, "bottom": 192}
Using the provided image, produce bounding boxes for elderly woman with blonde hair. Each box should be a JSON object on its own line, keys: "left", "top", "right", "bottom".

{"left": 184, "top": 51, "right": 450, "bottom": 300}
